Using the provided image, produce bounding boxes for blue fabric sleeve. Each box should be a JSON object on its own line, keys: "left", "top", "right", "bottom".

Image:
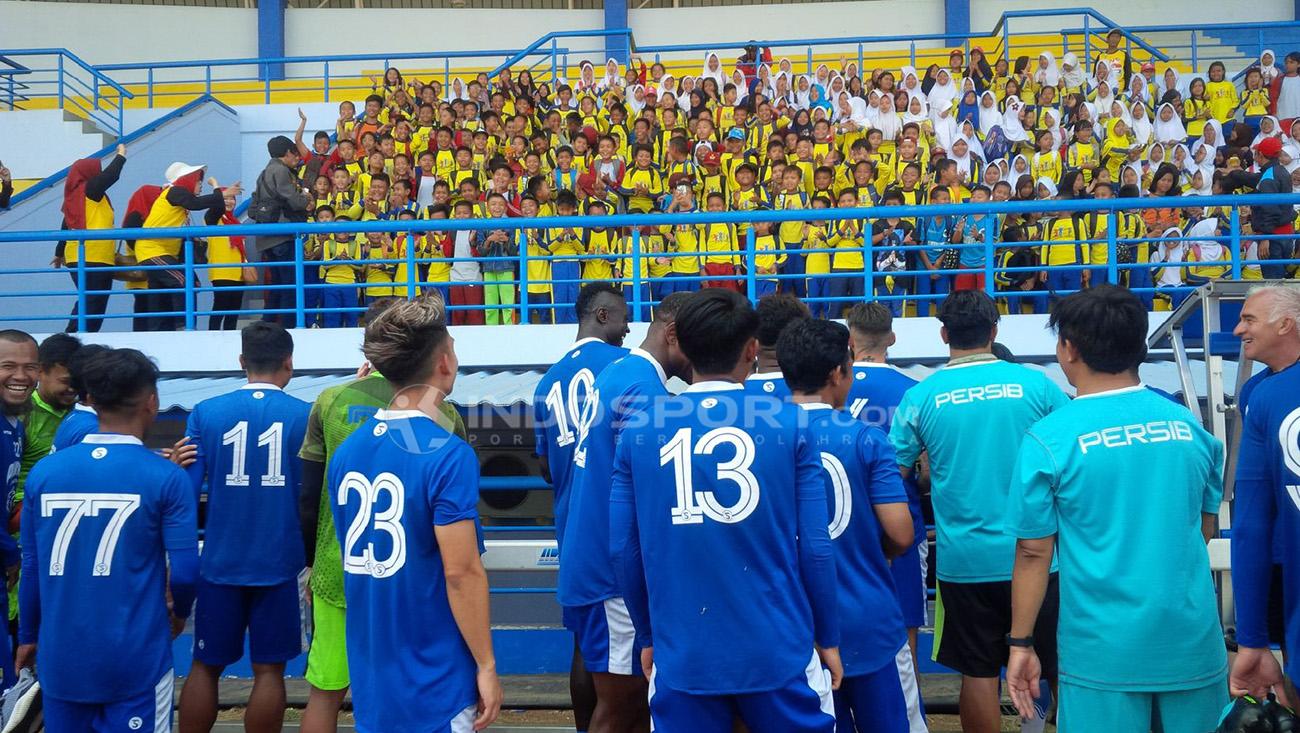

{"left": 183, "top": 409, "right": 206, "bottom": 499}
{"left": 1232, "top": 402, "right": 1275, "bottom": 649}
{"left": 795, "top": 428, "right": 840, "bottom": 649}
{"left": 17, "top": 479, "right": 39, "bottom": 645}
{"left": 609, "top": 435, "right": 652, "bottom": 648}
{"left": 167, "top": 547, "right": 199, "bottom": 620}
{"left": 861, "top": 427, "right": 908, "bottom": 506}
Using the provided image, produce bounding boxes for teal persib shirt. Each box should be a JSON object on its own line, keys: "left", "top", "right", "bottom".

{"left": 889, "top": 354, "right": 1068, "bottom": 583}
{"left": 1005, "top": 385, "right": 1227, "bottom": 691}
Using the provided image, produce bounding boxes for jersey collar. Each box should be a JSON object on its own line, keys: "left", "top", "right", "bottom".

{"left": 684, "top": 380, "right": 745, "bottom": 393}
{"left": 852, "top": 361, "right": 909, "bottom": 374}
{"left": 571, "top": 337, "right": 606, "bottom": 351}
{"left": 83, "top": 434, "right": 143, "bottom": 446}
{"left": 944, "top": 353, "right": 1000, "bottom": 369}
{"left": 746, "top": 371, "right": 783, "bottom": 381}
{"left": 796, "top": 402, "right": 834, "bottom": 411}
{"left": 1073, "top": 384, "right": 1146, "bottom": 400}
{"left": 374, "top": 409, "right": 432, "bottom": 421}
{"left": 241, "top": 382, "right": 283, "bottom": 391}
{"left": 628, "top": 348, "right": 668, "bottom": 387}
{"left": 73, "top": 403, "right": 97, "bottom": 415}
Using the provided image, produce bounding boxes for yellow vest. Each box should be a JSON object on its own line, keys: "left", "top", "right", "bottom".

{"left": 66, "top": 195, "right": 116, "bottom": 265}
{"left": 135, "top": 187, "right": 190, "bottom": 260}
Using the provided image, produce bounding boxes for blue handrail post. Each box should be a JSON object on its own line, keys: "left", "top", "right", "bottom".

{"left": 550, "top": 38, "right": 557, "bottom": 84}
{"left": 1083, "top": 15, "right": 1092, "bottom": 69}
{"left": 806, "top": 48, "right": 813, "bottom": 75}
{"left": 405, "top": 230, "right": 417, "bottom": 300}
{"left": 910, "top": 41, "right": 917, "bottom": 68}
{"left": 56, "top": 54, "right": 64, "bottom": 110}
{"left": 745, "top": 228, "right": 757, "bottom": 304}
{"left": 1002, "top": 22, "right": 1010, "bottom": 62}
{"left": 183, "top": 238, "right": 196, "bottom": 331}
{"left": 632, "top": 227, "right": 644, "bottom": 322}
{"left": 1106, "top": 211, "right": 1119, "bottom": 284}
{"left": 147, "top": 67, "right": 154, "bottom": 108}
{"left": 1258, "top": 30, "right": 1265, "bottom": 61}
{"left": 323, "top": 61, "right": 330, "bottom": 102}
{"left": 93, "top": 75, "right": 99, "bottom": 109}
{"left": 857, "top": 43, "right": 863, "bottom": 75}
{"left": 444, "top": 58, "right": 450, "bottom": 92}
{"left": 75, "top": 243, "right": 87, "bottom": 333}
{"left": 862, "top": 223, "right": 874, "bottom": 311}
{"left": 294, "top": 234, "right": 305, "bottom": 328}
{"left": 519, "top": 230, "right": 531, "bottom": 324}
{"left": 983, "top": 217, "right": 995, "bottom": 297}
{"left": 1229, "top": 207, "right": 1242, "bottom": 280}
{"left": 1192, "top": 33, "right": 1199, "bottom": 73}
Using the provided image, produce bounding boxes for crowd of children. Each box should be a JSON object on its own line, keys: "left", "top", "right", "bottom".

{"left": 273, "top": 34, "right": 1300, "bottom": 326}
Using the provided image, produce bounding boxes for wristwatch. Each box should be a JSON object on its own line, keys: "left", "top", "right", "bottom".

{"left": 1005, "top": 634, "right": 1035, "bottom": 649}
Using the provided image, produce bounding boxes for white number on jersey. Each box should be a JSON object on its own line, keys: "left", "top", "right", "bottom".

{"left": 338, "top": 471, "right": 408, "bottom": 578}
{"left": 821, "top": 452, "right": 853, "bottom": 540}
{"left": 221, "top": 421, "right": 287, "bottom": 488}
{"left": 1281, "top": 408, "right": 1300, "bottom": 510}
{"left": 545, "top": 368, "right": 598, "bottom": 466}
{"left": 662, "top": 427, "right": 761, "bottom": 525}
{"left": 41, "top": 493, "right": 141, "bottom": 577}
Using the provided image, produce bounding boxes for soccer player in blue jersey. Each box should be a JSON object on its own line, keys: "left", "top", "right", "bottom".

{"left": 844, "top": 303, "right": 928, "bottom": 666}
{"left": 559, "top": 291, "right": 692, "bottom": 731}
{"left": 1230, "top": 285, "right": 1300, "bottom": 704}
{"left": 888, "top": 290, "right": 1067, "bottom": 733}
{"left": 777, "top": 319, "right": 925, "bottom": 733}
{"left": 49, "top": 343, "right": 110, "bottom": 452}
{"left": 532, "top": 281, "right": 628, "bottom": 731}
{"left": 178, "top": 323, "right": 311, "bottom": 733}
{"left": 19, "top": 348, "right": 199, "bottom": 732}
{"left": 611, "top": 288, "right": 842, "bottom": 733}
{"left": 743, "top": 293, "right": 809, "bottom": 398}
{"left": 328, "top": 298, "right": 501, "bottom": 733}
{"left": 1005, "top": 286, "right": 1228, "bottom": 733}
{"left": 0, "top": 330, "right": 35, "bottom": 688}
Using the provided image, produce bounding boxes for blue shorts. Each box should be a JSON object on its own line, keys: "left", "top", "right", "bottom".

{"left": 193, "top": 577, "right": 302, "bottom": 668}
{"left": 834, "top": 645, "right": 927, "bottom": 733}
{"left": 649, "top": 651, "right": 835, "bottom": 733}
{"left": 562, "top": 597, "right": 639, "bottom": 676}
{"left": 890, "top": 538, "right": 929, "bottom": 629}
{"left": 45, "top": 671, "right": 173, "bottom": 733}
{"left": 1057, "top": 679, "right": 1225, "bottom": 733}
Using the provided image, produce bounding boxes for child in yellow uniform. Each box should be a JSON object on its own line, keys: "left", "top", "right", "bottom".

{"left": 421, "top": 204, "right": 453, "bottom": 307}
{"left": 1067, "top": 120, "right": 1100, "bottom": 185}
{"left": 1204, "top": 62, "right": 1239, "bottom": 124}
{"left": 1030, "top": 130, "right": 1062, "bottom": 186}
{"left": 319, "top": 226, "right": 361, "bottom": 328}
{"left": 751, "top": 219, "right": 786, "bottom": 298}
{"left": 361, "top": 231, "right": 395, "bottom": 306}
{"left": 517, "top": 196, "right": 553, "bottom": 324}
{"left": 700, "top": 192, "right": 742, "bottom": 292}
{"left": 802, "top": 198, "right": 834, "bottom": 318}
{"left": 389, "top": 210, "right": 426, "bottom": 299}
{"left": 661, "top": 182, "right": 701, "bottom": 295}
{"left": 581, "top": 201, "right": 619, "bottom": 281}
{"left": 827, "top": 189, "right": 867, "bottom": 319}
{"left": 618, "top": 144, "right": 665, "bottom": 214}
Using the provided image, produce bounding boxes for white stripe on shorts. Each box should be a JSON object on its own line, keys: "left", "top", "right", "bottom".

{"left": 918, "top": 539, "right": 931, "bottom": 618}
{"left": 893, "top": 644, "right": 927, "bottom": 733}
{"left": 449, "top": 704, "right": 476, "bottom": 732}
{"left": 802, "top": 650, "right": 835, "bottom": 719}
{"left": 155, "top": 670, "right": 175, "bottom": 733}
{"left": 604, "top": 597, "right": 637, "bottom": 676}
{"left": 647, "top": 664, "right": 658, "bottom": 733}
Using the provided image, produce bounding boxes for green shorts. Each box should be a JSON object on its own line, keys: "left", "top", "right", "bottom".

{"left": 305, "top": 599, "right": 349, "bottom": 691}
{"left": 1058, "top": 679, "right": 1226, "bottom": 733}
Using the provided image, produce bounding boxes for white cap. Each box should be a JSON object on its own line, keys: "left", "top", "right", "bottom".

{"left": 165, "top": 162, "right": 204, "bottom": 184}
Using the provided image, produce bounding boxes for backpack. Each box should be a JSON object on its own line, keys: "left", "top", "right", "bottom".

{"left": 248, "top": 167, "right": 283, "bottom": 224}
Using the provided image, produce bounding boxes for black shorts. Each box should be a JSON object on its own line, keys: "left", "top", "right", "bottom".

{"left": 934, "top": 574, "right": 1060, "bottom": 679}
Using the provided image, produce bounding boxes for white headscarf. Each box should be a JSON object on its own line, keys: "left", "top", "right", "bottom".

{"left": 875, "top": 94, "right": 902, "bottom": 141}
{"left": 731, "top": 69, "right": 749, "bottom": 103}
{"left": 927, "top": 69, "right": 958, "bottom": 118}
{"left": 1093, "top": 81, "right": 1116, "bottom": 118}
{"left": 934, "top": 103, "right": 960, "bottom": 153}
{"left": 701, "top": 52, "right": 726, "bottom": 88}
{"left": 902, "top": 95, "right": 929, "bottom": 125}
{"left": 1187, "top": 217, "right": 1221, "bottom": 258}
{"left": 1036, "top": 52, "right": 1061, "bottom": 89}
{"left": 1127, "top": 73, "right": 1150, "bottom": 107}
{"left": 978, "top": 90, "right": 1001, "bottom": 136}
{"left": 1153, "top": 102, "right": 1186, "bottom": 145}
{"left": 1158, "top": 67, "right": 1183, "bottom": 99}
{"left": 627, "top": 84, "right": 646, "bottom": 114}
{"left": 1037, "top": 176, "right": 1059, "bottom": 198}
{"left": 447, "top": 77, "right": 466, "bottom": 102}
{"left": 1011, "top": 154, "right": 1031, "bottom": 179}
{"left": 949, "top": 134, "right": 978, "bottom": 178}
{"left": 958, "top": 120, "right": 986, "bottom": 161}
{"left": 1200, "top": 119, "right": 1225, "bottom": 153}
{"left": 795, "top": 75, "right": 813, "bottom": 110}
{"left": 1002, "top": 96, "right": 1030, "bottom": 143}
{"left": 1061, "top": 52, "right": 1087, "bottom": 88}
{"left": 1043, "top": 108, "right": 1064, "bottom": 151}
{"left": 601, "top": 59, "right": 623, "bottom": 92}
{"left": 900, "top": 66, "right": 923, "bottom": 100}
{"left": 1253, "top": 115, "right": 1283, "bottom": 150}
{"left": 1260, "top": 50, "right": 1280, "bottom": 85}
{"left": 834, "top": 91, "right": 869, "bottom": 127}
{"left": 1130, "top": 100, "right": 1153, "bottom": 146}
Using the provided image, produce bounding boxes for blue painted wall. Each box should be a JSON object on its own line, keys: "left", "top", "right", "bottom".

{"left": 259, "top": 0, "right": 286, "bottom": 81}
{"left": 605, "top": 0, "right": 629, "bottom": 64}
{"left": 944, "top": 0, "right": 971, "bottom": 45}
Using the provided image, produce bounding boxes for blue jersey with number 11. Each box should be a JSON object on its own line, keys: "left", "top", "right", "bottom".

{"left": 186, "top": 383, "right": 310, "bottom": 585}
{"left": 533, "top": 338, "right": 627, "bottom": 548}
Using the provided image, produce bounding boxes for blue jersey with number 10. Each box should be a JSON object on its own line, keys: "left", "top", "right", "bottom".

{"left": 533, "top": 338, "right": 627, "bottom": 548}
{"left": 21, "top": 435, "right": 197, "bottom": 703}
{"left": 328, "top": 410, "right": 480, "bottom": 733}
{"left": 186, "top": 383, "right": 310, "bottom": 585}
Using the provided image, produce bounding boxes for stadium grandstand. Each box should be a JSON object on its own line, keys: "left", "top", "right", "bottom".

{"left": 2, "top": 0, "right": 1300, "bottom": 730}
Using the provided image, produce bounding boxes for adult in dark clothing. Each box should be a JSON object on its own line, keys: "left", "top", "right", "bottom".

{"left": 252, "top": 135, "right": 311, "bottom": 326}
{"left": 0, "top": 163, "right": 12, "bottom": 209}
{"left": 56, "top": 144, "right": 127, "bottom": 333}
{"left": 1250, "top": 137, "right": 1295, "bottom": 280}
{"left": 135, "top": 162, "right": 233, "bottom": 331}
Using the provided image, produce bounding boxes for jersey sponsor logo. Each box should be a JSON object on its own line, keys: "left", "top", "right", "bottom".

{"left": 933, "top": 383, "right": 1024, "bottom": 408}
{"left": 537, "top": 546, "right": 560, "bottom": 567}
{"left": 1077, "top": 420, "right": 1195, "bottom": 454}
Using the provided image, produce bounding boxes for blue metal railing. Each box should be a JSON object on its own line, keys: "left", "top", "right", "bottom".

{"left": 0, "top": 55, "right": 33, "bottom": 111}
{"left": 1062, "top": 20, "right": 1300, "bottom": 76}
{"left": 2, "top": 194, "right": 1297, "bottom": 332}
{"left": 7, "top": 94, "right": 236, "bottom": 210}
{"left": 487, "top": 28, "right": 633, "bottom": 82}
{"left": 0, "top": 49, "right": 134, "bottom": 137}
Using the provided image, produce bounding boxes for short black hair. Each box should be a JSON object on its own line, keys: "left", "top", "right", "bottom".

{"left": 845, "top": 302, "right": 893, "bottom": 350}
{"left": 675, "top": 289, "right": 759, "bottom": 375}
{"left": 67, "top": 343, "right": 111, "bottom": 400}
{"left": 241, "top": 322, "right": 294, "bottom": 374}
{"left": 0, "top": 330, "right": 35, "bottom": 348}
{"left": 556, "top": 190, "right": 579, "bottom": 209}
{"left": 654, "top": 291, "right": 693, "bottom": 323}
{"left": 1049, "top": 284, "right": 1148, "bottom": 374}
{"left": 937, "top": 290, "right": 1000, "bottom": 350}
{"left": 81, "top": 348, "right": 158, "bottom": 414}
{"left": 38, "top": 333, "right": 81, "bottom": 370}
{"left": 755, "top": 293, "right": 810, "bottom": 348}
{"left": 777, "top": 319, "right": 851, "bottom": 394}
{"left": 576, "top": 282, "right": 625, "bottom": 322}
